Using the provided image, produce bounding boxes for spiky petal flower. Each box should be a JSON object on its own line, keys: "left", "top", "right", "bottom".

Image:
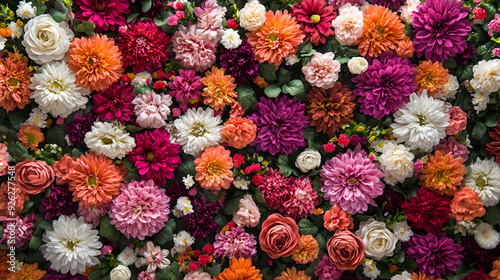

{"left": 214, "top": 258, "right": 262, "bottom": 280}
{"left": 74, "top": 0, "right": 130, "bottom": 32}
{"left": 172, "top": 23, "right": 217, "bottom": 72}
{"left": 200, "top": 66, "right": 237, "bottom": 111}
{"left": 0, "top": 57, "right": 32, "bottom": 112}
{"left": 419, "top": 150, "right": 466, "bottom": 196}
{"left": 487, "top": 120, "right": 500, "bottom": 164}
{"left": 195, "top": 145, "right": 234, "bottom": 191}
{"left": 84, "top": 121, "right": 136, "bottom": 159}
{"left": 414, "top": 60, "right": 450, "bottom": 96}
{"left": 465, "top": 157, "right": 500, "bottom": 207}
{"left": 291, "top": 0, "right": 336, "bottom": 46}
{"left": 214, "top": 226, "right": 257, "bottom": 260}
{"left": 168, "top": 69, "right": 203, "bottom": 112}
{"left": 93, "top": 83, "right": 135, "bottom": 124}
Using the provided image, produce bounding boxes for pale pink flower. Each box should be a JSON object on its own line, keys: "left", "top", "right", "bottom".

{"left": 0, "top": 143, "right": 8, "bottom": 176}
{"left": 331, "top": 4, "right": 364, "bottom": 46}
{"left": 172, "top": 23, "right": 217, "bottom": 72}
{"left": 194, "top": 0, "right": 227, "bottom": 41}
{"left": 184, "top": 269, "right": 212, "bottom": 280}
{"left": 136, "top": 241, "right": 171, "bottom": 273}
{"left": 77, "top": 203, "right": 111, "bottom": 227}
{"left": 233, "top": 194, "right": 261, "bottom": 228}
{"left": 0, "top": 213, "right": 36, "bottom": 248}
{"left": 133, "top": 91, "right": 173, "bottom": 129}
{"left": 302, "top": 52, "right": 340, "bottom": 89}
{"left": 138, "top": 271, "right": 156, "bottom": 280}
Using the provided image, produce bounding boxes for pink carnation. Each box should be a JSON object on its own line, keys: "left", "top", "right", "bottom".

{"left": 184, "top": 269, "right": 212, "bottom": 280}
{"left": 282, "top": 176, "right": 321, "bottom": 220}
{"left": 434, "top": 137, "right": 469, "bottom": 161}
{"left": 194, "top": 0, "right": 227, "bottom": 41}
{"left": 172, "top": 23, "right": 217, "bottom": 72}
{"left": 328, "top": 0, "right": 364, "bottom": 10}
{"left": 138, "top": 271, "right": 156, "bottom": 280}
{"left": 233, "top": 194, "right": 261, "bottom": 227}
{"left": 213, "top": 226, "right": 257, "bottom": 260}
{"left": 132, "top": 91, "right": 173, "bottom": 129}
{"left": 0, "top": 213, "right": 36, "bottom": 248}
{"left": 110, "top": 180, "right": 170, "bottom": 240}
{"left": 489, "top": 15, "right": 500, "bottom": 33}
{"left": 446, "top": 106, "right": 467, "bottom": 135}
{"left": 302, "top": 52, "right": 341, "bottom": 89}
{"left": 77, "top": 203, "right": 111, "bottom": 226}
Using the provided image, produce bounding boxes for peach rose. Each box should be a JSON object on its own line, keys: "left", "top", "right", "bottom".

{"left": 53, "top": 155, "right": 75, "bottom": 185}
{"left": 450, "top": 186, "right": 486, "bottom": 221}
{"left": 259, "top": 213, "right": 300, "bottom": 259}
{"left": 327, "top": 230, "right": 365, "bottom": 270}
{"left": 233, "top": 194, "right": 261, "bottom": 227}
{"left": 15, "top": 159, "right": 55, "bottom": 195}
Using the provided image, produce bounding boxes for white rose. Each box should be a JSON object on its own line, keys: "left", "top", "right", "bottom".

{"left": 110, "top": 265, "right": 131, "bottom": 280}
{"left": 356, "top": 218, "right": 398, "bottom": 261}
{"left": 239, "top": 0, "right": 266, "bottom": 31}
{"left": 295, "top": 148, "right": 321, "bottom": 173}
{"left": 391, "top": 271, "right": 412, "bottom": 280}
{"left": 348, "top": 57, "right": 368, "bottom": 75}
{"left": 22, "top": 14, "right": 74, "bottom": 65}
{"left": 470, "top": 59, "right": 500, "bottom": 95}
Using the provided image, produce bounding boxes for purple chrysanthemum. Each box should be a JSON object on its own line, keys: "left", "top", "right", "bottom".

{"left": 453, "top": 43, "right": 477, "bottom": 65}
{"left": 93, "top": 82, "right": 135, "bottom": 124}
{"left": 412, "top": 0, "right": 472, "bottom": 62}
{"left": 74, "top": 0, "right": 130, "bottom": 32}
{"left": 320, "top": 145, "right": 385, "bottom": 214}
{"left": 405, "top": 232, "right": 464, "bottom": 277}
{"left": 65, "top": 113, "right": 97, "bottom": 144}
{"left": 164, "top": 182, "right": 189, "bottom": 202}
{"left": 185, "top": 197, "right": 221, "bottom": 239}
{"left": 168, "top": 69, "right": 203, "bottom": 112}
{"left": 41, "top": 184, "right": 79, "bottom": 220}
{"left": 43, "top": 268, "right": 87, "bottom": 280}
{"left": 220, "top": 40, "right": 259, "bottom": 84}
{"left": 352, "top": 52, "right": 416, "bottom": 119}
{"left": 248, "top": 95, "right": 309, "bottom": 155}
{"left": 315, "top": 254, "right": 343, "bottom": 280}
{"left": 371, "top": 0, "right": 406, "bottom": 10}
{"left": 213, "top": 226, "right": 257, "bottom": 260}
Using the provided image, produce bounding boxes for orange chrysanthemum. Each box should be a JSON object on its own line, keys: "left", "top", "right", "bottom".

{"left": 246, "top": 11, "right": 305, "bottom": 67}
{"left": 323, "top": 205, "right": 354, "bottom": 232}
{"left": 194, "top": 145, "right": 234, "bottom": 191}
{"left": 67, "top": 34, "right": 124, "bottom": 91}
{"left": 275, "top": 267, "right": 311, "bottom": 280}
{"left": 357, "top": 5, "right": 405, "bottom": 58}
{"left": 490, "top": 257, "right": 500, "bottom": 280}
{"left": 420, "top": 150, "right": 466, "bottom": 196}
{"left": 0, "top": 251, "right": 10, "bottom": 279}
{"left": 221, "top": 116, "right": 257, "bottom": 149}
{"left": 412, "top": 272, "right": 444, "bottom": 280}
{"left": 214, "top": 258, "right": 262, "bottom": 280}
{"left": 396, "top": 36, "right": 414, "bottom": 59}
{"left": 68, "top": 152, "right": 123, "bottom": 208}
{"left": 17, "top": 125, "right": 44, "bottom": 150}
{"left": 0, "top": 57, "right": 33, "bottom": 112}
{"left": 200, "top": 66, "right": 237, "bottom": 111}
{"left": 450, "top": 186, "right": 486, "bottom": 221}
{"left": 292, "top": 235, "right": 319, "bottom": 264}
{"left": 6, "top": 263, "right": 46, "bottom": 280}
{"left": 414, "top": 60, "right": 450, "bottom": 96}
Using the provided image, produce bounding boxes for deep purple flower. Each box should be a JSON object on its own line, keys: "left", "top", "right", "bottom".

{"left": 220, "top": 40, "right": 259, "bottom": 84}
{"left": 74, "top": 0, "right": 130, "bottom": 32}
{"left": 405, "top": 232, "right": 463, "bottom": 277}
{"left": 142, "top": 0, "right": 166, "bottom": 17}
{"left": 462, "top": 237, "right": 500, "bottom": 270}
{"left": 41, "top": 184, "right": 79, "bottom": 220}
{"left": 340, "top": 270, "right": 363, "bottom": 280}
{"left": 352, "top": 52, "right": 416, "bottom": 119}
{"left": 371, "top": 0, "right": 406, "bottom": 10}
{"left": 315, "top": 254, "right": 343, "bottom": 280}
{"left": 164, "top": 182, "right": 189, "bottom": 202}
{"left": 43, "top": 268, "right": 87, "bottom": 280}
{"left": 185, "top": 197, "right": 221, "bottom": 239}
{"left": 374, "top": 186, "right": 405, "bottom": 214}
{"left": 93, "top": 82, "right": 135, "bottom": 124}
{"left": 412, "top": 0, "right": 472, "bottom": 62}
{"left": 168, "top": 69, "right": 203, "bottom": 112}
{"left": 248, "top": 95, "right": 309, "bottom": 155}
{"left": 453, "top": 43, "right": 477, "bottom": 65}
{"left": 65, "top": 113, "right": 97, "bottom": 144}
{"left": 349, "top": 135, "right": 367, "bottom": 146}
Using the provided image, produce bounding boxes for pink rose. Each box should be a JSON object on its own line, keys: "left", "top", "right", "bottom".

{"left": 327, "top": 230, "right": 365, "bottom": 270}
{"left": 259, "top": 213, "right": 300, "bottom": 259}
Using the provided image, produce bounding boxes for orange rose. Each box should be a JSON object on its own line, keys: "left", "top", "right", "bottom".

{"left": 327, "top": 230, "right": 365, "bottom": 270}
{"left": 450, "top": 186, "right": 486, "bottom": 221}
{"left": 15, "top": 159, "right": 55, "bottom": 195}
{"left": 259, "top": 213, "right": 300, "bottom": 259}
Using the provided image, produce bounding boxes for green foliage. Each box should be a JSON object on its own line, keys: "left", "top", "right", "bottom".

{"left": 298, "top": 219, "right": 319, "bottom": 236}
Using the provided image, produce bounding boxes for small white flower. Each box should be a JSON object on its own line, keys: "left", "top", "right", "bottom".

{"left": 8, "top": 22, "right": 23, "bottom": 39}
{"left": 183, "top": 174, "right": 195, "bottom": 189}
{"left": 470, "top": 59, "right": 500, "bottom": 95}
{"left": 472, "top": 92, "right": 490, "bottom": 114}
{"left": 0, "top": 36, "right": 6, "bottom": 51}
{"left": 454, "top": 220, "right": 476, "bottom": 236}
{"left": 284, "top": 54, "right": 300, "bottom": 66}
{"left": 174, "top": 196, "right": 194, "bottom": 216}
{"left": 23, "top": 107, "right": 48, "bottom": 128}
{"left": 465, "top": 158, "right": 500, "bottom": 207}
{"left": 16, "top": 1, "right": 36, "bottom": 19}
{"left": 347, "top": 57, "right": 369, "bottom": 74}
{"left": 117, "top": 247, "right": 137, "bottom": 266}
{"left": 474, "top": 222, "right": 500, "bottom": 249}
{"left": 390, "top": 221, "right": 413, "bottom": 242}
{"left": 84, "top": 121, "right": 136, "bottom": 159}
{"left": 220, "top": 29, "right": 242, "bottom": 49}
{"left": 391, "top": 271, "right": 413, "bottom": 280}
{"left": 233, "top": 177, "right": 249, "bottom": 190}
{"left": 173, "top": 230, "right": 195, "bottom": 254}
{"left": 131, "top": 72, "right": 152, "bottom": 86}
{"left": 363, "top": 259, "right": 381, "bottom": 280}
{"left": 295, "top": 148, "right": 322, "bottom": 173}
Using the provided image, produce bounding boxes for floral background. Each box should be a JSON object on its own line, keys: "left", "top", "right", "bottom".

{"left": 1, "top": 0, "right": 500, "bottom": 279}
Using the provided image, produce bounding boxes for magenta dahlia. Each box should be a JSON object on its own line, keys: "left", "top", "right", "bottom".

{"left": 401, "top": 187, "right": 451, "bottom": 232}
{"left": 93, "top": 82, "right": 135, "bottom": 124}
{"left": 116, "top": 19, "right": 172, "bottom": 73}
{"left": 320, "top": 145, "right": 385, "bottom": 214}
{"left": 168, "top": 69, "right": 203, "bottom": 112}
{"left": 110, "top": 180, "right": 170, "bottom": 240}
{"left": 412, "top": 0, "right": 472, "bottom": 62}
{"left": 74, "top": 0, "right": 130, "bottom": 32}
{"left": 128, "top": 129, "right": 182, "bottom": 186}
{"left": 291, "top": 0, "right": 336, "bottom": 46}
{"left": 328, "top": 0, "right": 364, "bottom": 10}
{"left": 213, "top": 226, "right": 257, "bottom": 260}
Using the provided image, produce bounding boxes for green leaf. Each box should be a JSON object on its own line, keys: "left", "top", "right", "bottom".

{"left": 278, "top": 154, "right": 288, "bottom": 166}
{"left": 460, "top": 65, "right": 474, "bottom": 81}
{"left": 133, "top": 84, "right": 151, "bottom": 95}
{"left": 485, "top": 111, "right": 500, "bottom": 127}
{"left": 443, "top": 57, "right": 457, "bottom": 69}
{"left": 29, "top": 236, "right": 42, "bottom": 249}
{"left": 142, "top": 0, "right": 152, "bottom": 12}
{"left": 336, "top": 57, "right": 350, "bottom": 64}
{"left": 178, "top": 159, "right": 196, "bottom": 176}
{"left": 51, "top": 11, "right": 66, "bottom": 22}
{"left": 282, "top": 79, "right": 304, "bottom": 96}
{"left": 127, "top": 13, "right": 139, "bottom": 23}
{"left": 7, "top": 143, "right": 31, "bottom": 162}
{"left": 224, "top": 197, "right": 242, "bottom": 215}
{"left": 8, "top": 109, "right": 27, "bottom": 130}
{"left": 483, "top": 206, "right": 500, "bottom": 225}
{"left": 237, "top": 85, "right": 256, "bottom": 110}
{"left": 298, "top": 219, "right": 318, "bottom": 236}
{"left": 71, "top": 148, "right": 81, "bottom": 158}
{"left": 206, "top": 263, "right": 222, "bottom": 276}
{"left": 126, "top": 125, "right": 143, "bottom": 133}
{"left": 277, "top": 68, "right": 291, "bottom": 85}
{"left": 74, "top": 21, "right": 95, "bottom": 36}
{"left": 472, "top": 122, "right": 487, "bottom": 140}
{"left": 99, "top": 215, "right": 116, "bottom": 238}
{"left": 264, "top": 84, "right": 281, "bottom": 98}
{"left": 88, "top": 270, "right": 103, "bottom": 280}
{"left": 259, "top": 63, "right": 277, "bottom": 82}
{"left": 315, "top": 233, "right": 326, "bottom": 248}
{"left": 299, "top": 42, "right": 315, "bottom": 57}
{"left": 279, "top": 165, "right": 293, "bottom": 177}
{"left": 154, "top": 225, "right": 173, "bottom": 244}
{"left": 37, "top": 220, "right": 53, "bottom": 230}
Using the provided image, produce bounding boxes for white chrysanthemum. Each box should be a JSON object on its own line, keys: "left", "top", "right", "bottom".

{"left": 117, "top": 247, "right": 137, "bottom": 266}
{"left": 285, "top": 54, "right": 300, "bottom": 66}
{"left": 16, "top": 1, "right": 36, "bottom": 19}
{"left": 474, "top": 222, "right": 500, "bottom": 249}
{"left": 465, "top": 158, "right": 500, "bottom": 207}
{"left": 332, "top": 4, "right": 364, "bottom": 45}
{"left": 131, "top": 72, "right": 151, "bottom": 86}
{"left": 174, "top": 196, "right": 194, "bottom": 216}
{"left": 390, "top": 221, "right": 413, "bottom": 242}
{"left": 378, "top": 141, "right": 414, "bottom": 185}
{"left": 391, "top": 271, "right": 412, "bottom": 280}
{"left": 0, "top": 36, "right": 6, "bottom": 51}
{"left": 8, "top": 22, "right": 23, "bottom": 39}
{"left": 391, "top": 91, "right": 449, "bottom": 152}
{"left": 454, "top": 220, "right": 476, "bottom": 236}
{"left": 40, "top": 215, "right": 102, "bottom": 275}
{"left": 221, "top": 29, "right": 242, "bottom": 49}
{"left": 133, "top": 91, "right": 172, "bottom": 129}
{"left": 23, "top": 107, "right": 48, "bottom": 128}
{"left": 470, "top": 59, "right": 500, "bottom": 95}
{"left": 173, "top": 230, "right": 195, "bottom": 254}
{"left": 174, "top": 107, "right": 223, "bottom": 156}
{"left": 84, "top": 121, "right": 136, "bottom": 159}
{"left": 29, "top": 61, "right": 89, "bottom": 118}
{"left": 183, "top": 174, "right": 195, "bottom": 189}
{"left": 239, "top": 0, "right": 266, "bottom": 31}
{"left": 234, "top": 177, "right": 250, "bottom": 190}
{"left": 363, "top": 259, "right": 380, "bottom": 280}
{"left": 398, "top": 0, "right": 421, "bottom": 24}
{"left": 433, "top": 75, "right": 459, "bottom": 100}
{"left": 472, "top": 92, "right": 490, "bottom": 114}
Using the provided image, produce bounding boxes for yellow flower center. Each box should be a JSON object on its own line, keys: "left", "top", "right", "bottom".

{"left": 268, "top": 33, "right": 278, "bottom": 42}
{"left": 147, "top": 151, "right": 155, "bottom": 162}
{"left": 101, "top": 136, "right": 113, "bottom": 145}
{"left": 310, "top": 14, "right": 321, "bottom": 24}
{"left": 190, "top": 123, "right": 206, "bottom": 137}
{"left": 417, "top": 114, "right": 427, "bottom": 126}
{"left": 88, "top": 176, "right": 98, "bottom": 189}
{"left": 8, "top": 78, "right": 19, "bottom": 88}
{"left": 348, "top": 178, "right": 357, "bottom": 185}
{"left": 65, "top": 238, "right": 79, "bottom": 251}
{"left": 475, "top": 174, "right": 487, "bottom": 190}
{"left": 206, "top": 161, "right": 221, "bottom": 175}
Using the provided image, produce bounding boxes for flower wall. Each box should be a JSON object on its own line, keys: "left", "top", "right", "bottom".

{"left": 1, "top": 0, "right": 500, "bottom": 279}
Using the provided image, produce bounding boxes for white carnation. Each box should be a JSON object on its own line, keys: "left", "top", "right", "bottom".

{"left": 117, "top": 247, "right": 137, "bottom": 266}
{"left": 234, "top": 177, "right": 250, "bottom": 190}
{"left": 363, "top": 259, "right": 381, "bottom": 280}
{"left": 8, "top": 22, "right": 23, "bottom": 39}
{"left": 173, "top": 230, "right": 195, "bottom": 254}
{"left": 220, "top": 29, "right": 242, "bottom": 49}
{"left": 378, "top": 141, "right": 414, "bottom": 185}
{"left": 16, "top": 0, "right": 36, "bottom": 19}
{"left": 470, "top": 59, "right": 500, "bottom": 95}
{"left": 390, "top": 221, "right": 413, "bottom": 242}
{"left": 398, "top": 0, "right": 421, "bottom": 24}
{"left": 84, "top": 121, "right": 136, "bottom": 159}
{"left": 23, "top": 107, "right": 48, "bottom": 128}
{"left": 239, "top": 0, "right": 266, "bottom": 31}
{"left": 131, "top": 72, "right": 151, "bottom": 86}
{"left": 174, "top": 196, "right": 194, "bottom": 216}
{"left": 474, "top": 222, "right": 500, "bottom": 249}
{"left": 183, "top": 174, "right": 195, "bottom": 189}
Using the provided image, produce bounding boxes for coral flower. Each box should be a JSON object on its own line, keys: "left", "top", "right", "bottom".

{"left": 356, "top": 5, "right": 405, "bottom": 58}
{"left": 221, "top": 116, "right": 257, "bottom": 149}
{"left": 0, "top": 57, "right": 32, "bottom": 112}
{"left": 200, "top": 67, "right": 237, "bottom": 111}
{"left": 68, "top": 152, "right": 123, "bottom": 208}
{"left": 396, "top": 36, "right": 414, "bottom": 59}
{"left": 323, "top": 205, "right": 353, "bottom": 232}
{"left": 275, "top": 267, "right": 311, "bottom": 280}
{"left": 292, "top": 235, "right": 319, "bottom": 264}
{"left": 6, "top": 263, "right": 46, "bottom": 280}
{"left": 487, "top": 120, "right": 500, "bottom": 163}
{"left": 195, "top": 145, "right": 234, "bottom": 191}
{"left": 291, "top": 0, "right": 337, "bottom": 46}
{"left": 420, "top": 150, "right": 466, "bottom": 196}
{"left": 17, "top": 125, "right": 44, "bottom": 150}
{"left": 491, "top": 257, "right": 500, "bottom": 280}
{"left": 412, "top": 272, "right": 444, "bottom": 280}
{"left": 214, "top": 258, "right": 262, "bottom": 280}
{"left": 414, "top": 60, "right": 450, "bottom": 96}
{"left": 246, "top": 10, "right": 305, "bottom": 66}
{"left": 450, "top": 186, "right": 486, "bottom": 221}
{"left": 67, "top": 34, "right": 124, "bottom": 91}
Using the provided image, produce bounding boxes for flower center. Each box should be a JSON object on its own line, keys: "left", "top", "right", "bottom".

{"left": 65, "top": 238, "right": 79, "bottom": 251}
{"left": 310, "top": 14, "right": 321, "bottom": 24}
{"left": 26, "top": 133, "right": 36, "bottom": 145}
{"left": 134, "top": 205, "right": 143, "bottom": 214}
{"left": 348, "top": 178, "right": 357, "bottom": 185}
{"left": 147, "top": 152, "right": 155, "bottom": 162}
{"left": 101, "top": 136, "right": 113, "bottom": 145}
{"left": 86, "top": 56, "right": 102, "bottom": 72}
{"left": 434, "top": 168, "right": 450, "bottom": 184}
{"left": 268, "top": 33, "right": 278, "bottom": 42}
{"left": 190, "top": 123, "right": 206, "bottom": 137}
{"left": 49, "top": 80, "right": 65, "bottom": 94}
{"left": 206, "top": 161, "right": 221, "bottom": 175}
{"left": 88, "top": 176, "right": 98, "bottom": 189}
{"left": 416, "top": 114, "right": 427, "bottom": 126}
{"left": 8, "top": 78, "right": 19, "bottom": 88}
{"left": 97, "top": 2, "right": 104, "bottom": 11}
{"left": 475, "top": 174, "right": 488, "bottom": 190}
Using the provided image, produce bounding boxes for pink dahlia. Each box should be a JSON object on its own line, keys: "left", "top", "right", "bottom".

{"left": 110, "top": 180, "right": 170, "bottom": 240}
{"left": 74, "top": 0, "right": 130, "bottom": 32}
{"left": 116, "top": 19, "right": 172, "bottom": 73}
{"left": 320, "top": 145, "right": 385, "bottom": 214}
{"left": 328, "top": 0, "right": 364, "bottom": 10}
{"left": 194, "top": 0, "right": 227, "bottom": 41}
{"left": 291, "top": 0, "right": 337, "bottom": 46}
{"left": 132, "top": 91, "right": 173, "bottom": 129}
{"left": 213, "top": 226, "right": 257, "bottom": 260}
{"left": 168, "top": 69, "right": 203, "bottom": 112}
{"left": 172, "top": 23, "right": 217, "bottom": 72}
{"left": 93, "top": 82, "right": 135, "bottom": 124}
{"left": 129, "top": 129, "right": 182, "bottom": 186}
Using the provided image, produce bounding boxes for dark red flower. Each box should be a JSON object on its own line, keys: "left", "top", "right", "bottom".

{"left": 487, "top": 119, "right": 500, "bottom": 163}
{"left": 93, "top": 82, "right": 135, "bottom": 124}
{"left": 402, "top": 188, "right": 451, "bottom": 232}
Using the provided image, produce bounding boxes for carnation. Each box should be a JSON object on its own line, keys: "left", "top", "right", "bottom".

{"left": 331, "top": 4, "right": 364, "bottom": 45}
{"left": 465, "top": 158, "right": 500, "bottom": 207}
{"left": 168, "top": 69, "right": 203, "bottom": 112}
{"left": 117, "top": 247, "right": 137, "bottom": 266}
{"left": 302, "top": 52, "right": 340, "bottom": 89}
{"left": 214, "top": 226, "right": 257, "bottom": 260}
{"left": 40, "top": 184, "right": 78, "bottom": 220}
{"left": 219, "top": 40, "right": 259, "bottom": 84}
{"left": 185, "top": 197, "right": 221, "bottom": 239}
{"left": 315, "top": 254, "right": 343, "bottom": 280}
{"left": 172, "top": 23, "right": 217, "bottom": 72}
{"left": 391, "top": 221, "right": 413, "bottom": 242}
{"left": 434, "top": 137, "right": 469, "bottom": 161}
{"left": 398, "top": 0, "right": 420, "bottom": 24}
{"left": 221, "top": 29, "right": 242, "bottom": 49}
{"left": 173, "top": 230, "right": 195, "bottom": 254}
{"left": 93, "top": 83, "right": 135, "bottom": 124}
{"left": 233, "top": 194, "right": 261, "bottom": 228}
{"left": 402, "top": 188, "right": 451, "bottom": 232}
{"left": 65, "top": 113, "right": 96, "bottom": 144}
{"left": 378, "top": 141, "right": 414, "bottom": 185}
{"left": 133, "top": 91, "right": 172, "bottom": 129}
{"left": 84, "top": 121, "right": 136, "bottom": 159}
{"left": 0, "top": 213, "right": 36, "bottom": 248}
{"left": 194, "top": 0, "right": 226, "bottom": 41}
{"left": 470, "top": 59, "right": 500, "bottom": 95}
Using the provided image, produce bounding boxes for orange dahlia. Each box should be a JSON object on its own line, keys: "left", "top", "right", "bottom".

{"left": 68, "top": 152, "right": 123, "bottom": 208}
{"left": 194, "top": 145, "right": 234, "bottom": 191}
{"left": 450, "top": 186, "right": 486, "bottom": 221}
{"left": 17, "top": 125, "right": 44, "bottom": 150}
{"left": 414, "top": 60, "right": 450, "bottom": 96}
{"left": 396, "top": 36, "right": 414, "bottom": 59}
{"left": 6, "top": 263, "right": 46, "bottom": 280}
{"left": 246, "top": 10, "right": 305, "bottom": 67}
{"left": 221, "top": 116, "right": 257, "bottom": 149}
{"left": 200, "top": 66, "right": 237, "bottom": 111}
{"left": 67, "top": 34, "right": 124, "bottom": 91}
{"left": 214, "top": 258, "right": 262, "bottom": 280}
{"left": 420, "top": 150, "right": 466, "bottom": 196}
{"left": 0, "top": 57, "right": 33, "bottom": 112}
{"left": 490, "top": 257, "right": 500, "bottom": 280}
{"left": 412, "top": 272, "right": 444, "bottom": 280}
{"left": 292, "top": 235, "right": 319, "bottom": 264}
{"left": 275, "top": 267, "right": 311, "bottom": 280}
{"left": 306, "top": 82, "right": 356, "bottom": 138}
{"left": 357, "top": 5, "right": 405, "bottom": 58}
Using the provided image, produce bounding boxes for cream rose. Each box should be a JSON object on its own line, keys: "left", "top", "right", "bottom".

{"left": 239, "top": 0, "right": 266, "bottom": 31}
{"left": 22, "top": 14, "right": 74, "bottom": 64}
{"left": 295, "top": 149, "right": 321, "bottom": 173}
{"left": 470, "top": 59, "right": 500, "bottom": 95}
{"left": 110, "top": 265, "right": 131, "bottom": 280}
{"left": 356, "top": 218, "right": 398, "bottom": 261}
{"left": 348, "top": 57, "right": 369, "bottom": 75}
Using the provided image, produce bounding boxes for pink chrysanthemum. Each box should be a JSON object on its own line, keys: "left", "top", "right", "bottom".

{"left": 320, "top": 145, "right": 385, "bottom": 214}
{"left": 194, "top": 0, "right": 227, "bottom": 41}
{"left": 93, "top": 82, "right": 135, "bottom": 124}
{"left": 0, "top": 213, "right": 36, "bottom": 248}
{"left": 282, "top": 177, "right": 321, "bottom": 220}
{"left": 132, "top": 91, "right": 173, "bottom": 129}
{"left": 74, "top": 0, "right": 130, "bottom": 32}
{"left": 328, "top": 0, "right": 364, "bottom": 10}
{"left": 110, "top": 180, "right": 170, "bottom": 240}
{"left": 291, "top": 0, "right": 337, "bottom": 46}
{"left": 172, "top": 23, "right": 217, "bottom": 72}
{"left": 168, "top": 69, "right": 203, "bottom": 112}
{"left": 214, "top": 226, "right": 257, "bottom": 260}
{"left": 116, "top": 19, "right": 172, "bottom": 73}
